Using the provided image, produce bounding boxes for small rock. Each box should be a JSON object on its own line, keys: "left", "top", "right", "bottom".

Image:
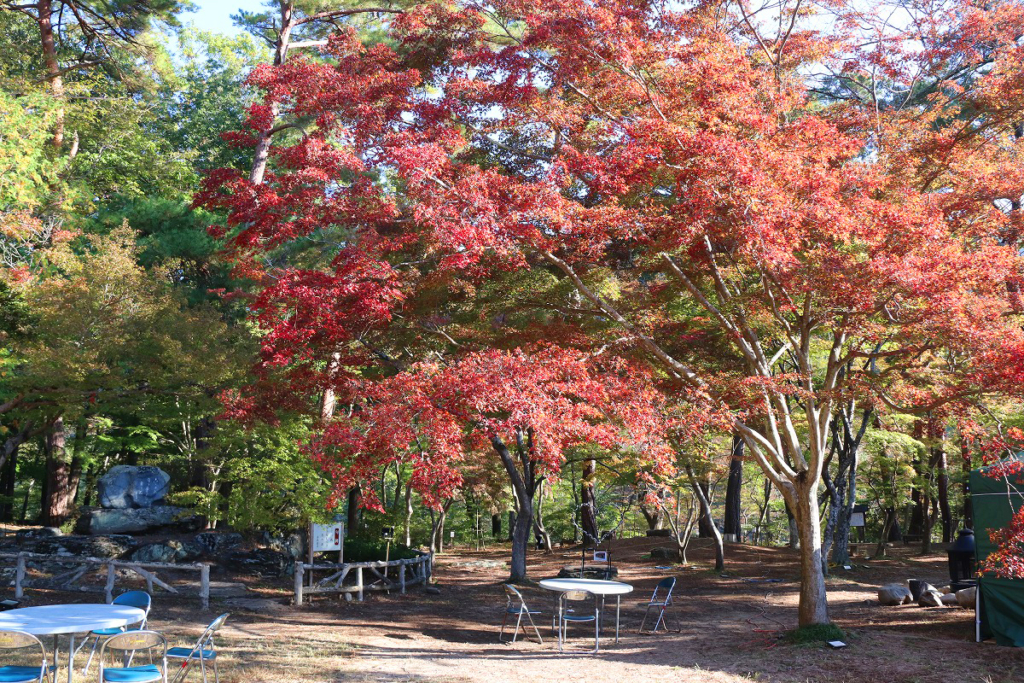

{"left": 940, "top": 592, "right": 959, "bottom": 606}
{"left": 918, "top": 589, "right": 945, "bottom": 607}
{"left": 651, "top": 547, "right": 679, "bottom": 560}
{"left": 424, "top": 586, "right": 441, "bottom": 595}
{"left": 97, "top": 466, "right": 171, "bottom": 509}
{"left": 878, "top": 583, "right": 913, "bottom": 606}
{"left": 956, "top": 586, "right": 977, "bottom": 609}
{"left": 941, "top": 585, "right": 953, "bottom": 595}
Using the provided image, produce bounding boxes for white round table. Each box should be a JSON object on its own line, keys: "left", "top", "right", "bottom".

{"left": 0, "top": 604, "right": 146, "bottom": 683}
{"left": 539, "top": 578, "right": 633, "bottom": 644}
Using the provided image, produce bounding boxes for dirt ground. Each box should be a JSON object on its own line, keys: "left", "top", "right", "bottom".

{"left": 15, "top": 537, "right": 1024, "bottom": 683}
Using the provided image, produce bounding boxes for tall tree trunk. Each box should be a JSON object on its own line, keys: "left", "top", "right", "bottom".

{"left": 785, "top": 502, "right": 799, "bottom": 549}
{"left": 41, "top": 417, "right": 78, "bottom": 526}
{"left": 532, "top": 481, "right": 552, "bottom": 551}
{"left": 35, "top": 0, "right": 65, "bottom": 150}
{"left": 687, "top": 466, "right": 724, "bottom": 572}
{"left": 697, "top": 478, "right": 716, "bottom": 538}
{"left": 249, "top": 1, "right": 295, "bottom": 184}
{"left": 491, "top": 513, "right": 501, "bottom": 538}
{"left": 346, "top": 484, "right": 362, "bottom": 534}
{"left": 492, "top": 430, "right": 538, "bottom": 583}
{"left": 792, "top": 479, "right": 829, "bottom": 625}
{"left": 580, "top": 457, "right": 598, "bottom": 545}
{"left": 403, "top": 481, "right": 413, "bottom": 546}
{"left": 0, "top": 441, "right": 17, "bottom": 522}
{"left": 937, "top": 443, "right": 951, "bottom": 543}
{"left": 962, "top": 438, "right": 973, "bottom": 529}
{"left": 753, "top": 477, "right": 772, "bottom": 545}
{"left": 723, "top": 435, "right": 744, "bottom": 541}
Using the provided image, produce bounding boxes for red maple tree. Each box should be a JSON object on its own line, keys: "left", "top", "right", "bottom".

{"left": 200, "top": 0, "right": 1024, "bottom": 623}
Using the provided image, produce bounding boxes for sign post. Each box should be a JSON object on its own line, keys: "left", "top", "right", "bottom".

{"left": 309, "top": 521, "right": 346, "bottom": 588}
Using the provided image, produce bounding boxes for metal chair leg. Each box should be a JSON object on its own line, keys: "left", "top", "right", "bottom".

{"left": 82, "top": 637, "right": 101, "bottom": 674}
{"left": 523, "top": 610, "right": 544, "bottom": 644}
{"left": 512, "top": 609, "right": 524, "bottom": 643}
{"left": 213, "top": 657, "right": 219, "bottom": 683}
{"left": 499, "top": 610, "right": 509, "bottom": 641}
{"left": 199, "top": 653, "right": 207, "bottom": 683}
{"left": 638, "top": 604, "right": 652, "bottom": 633}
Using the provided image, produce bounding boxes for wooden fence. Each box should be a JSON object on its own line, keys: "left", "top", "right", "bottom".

{"left": 2, "top": 551, "right": 211, "bottom": 609}
{"left": 294, "top": 551, "right": 431, "bottom": 605}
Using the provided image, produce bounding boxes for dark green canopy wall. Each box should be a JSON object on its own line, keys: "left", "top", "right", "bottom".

{"left": 971, "top": 456, "right": 1024, "bottom": 646}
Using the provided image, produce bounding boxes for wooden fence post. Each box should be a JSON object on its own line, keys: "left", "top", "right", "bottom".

{"left": 199, "top": 564, "right": 210, "bottom": 610}
{"left": 105, "top": 562, "right": 116, "bottom": 603}
{"left": 14, "top": 553, "right": 25, "bottom": 599}
{"left": 294, "top": 563, "right": 304, "bottom": 606}
{"left": 399, "top": 563, "right": 406, "bottom": 594}
{"left": 356, "top": 566, "right": 364, "bottom": 601}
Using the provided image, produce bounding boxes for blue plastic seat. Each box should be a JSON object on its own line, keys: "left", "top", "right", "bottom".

{"left": 99, "top": 631, "right": 167, "bottom": 683}
{"left": 166, "top": 648, "right": 215, "bottom": 660}
{"left": 0, "top": 664, "right": 56, "bottom": 683}
{"left": 101, "top": 665, "right": 162, "bottom": 683}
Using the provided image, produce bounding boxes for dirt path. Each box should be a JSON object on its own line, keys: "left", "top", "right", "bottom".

{"left": 13, "top": 537, "right": 1022, "bottom": 682}
{"left": 134, "top": 538, "right": 1024, "bottom": 683}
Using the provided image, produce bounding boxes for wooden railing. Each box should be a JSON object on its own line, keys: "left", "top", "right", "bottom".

{"left": 293, "top": 551, "right": 431, "bottom": 605}
{"left": 3, "top": 551, "right": 211, "bottom": 609}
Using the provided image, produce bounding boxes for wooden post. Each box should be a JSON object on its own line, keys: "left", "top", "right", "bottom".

{"left": 294, "top": 563, "right": 304, "bottom": 606}
{"left": 105, "top": 562, "right": 116, "bottom": 603}
{"left": 145, "top": 572, "right": 154, "bottom": 594}
{"left": 356, "top": 566, "right": 364, "bottom": 601}
{"left": 199, "top": 564, "right": 210, "bottom": 610}
{"left": 14, "top": 553, "right": 25, "bottom": 599}
{"left": 399, "top": 562, "right": 406, "bottom": 594}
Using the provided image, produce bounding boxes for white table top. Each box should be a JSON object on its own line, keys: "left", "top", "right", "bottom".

{"left": 538, "top": 578, "right": 633, "bottom": 595}
{"left": 0, "top": 604, "right": 146, "bottom": 636}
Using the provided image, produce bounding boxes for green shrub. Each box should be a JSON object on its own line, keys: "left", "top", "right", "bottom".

{"left": 341, "top": 537, "right": 419, "bottom": 563}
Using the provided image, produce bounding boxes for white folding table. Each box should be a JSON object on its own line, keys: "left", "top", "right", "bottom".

{"left": 538, "top": 577, "right": 633, "bottom": 644}
{"left": 0, "top": 604, "right": 146, "bottom": 683}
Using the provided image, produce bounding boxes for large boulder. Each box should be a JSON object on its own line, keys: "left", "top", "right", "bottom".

{"left": 76, "top": 506, "right": 198, "bottom": 535}
{"left": 0, "top": 534, "right": 137, "bottom": 559}
{"left": 194, "top": 532, "right": 244, "bottom": 557}
{"left": 130, "top": 540, "right": 202, "bottom": 564}
{"left": 97, "top": 466, "right": 171, "bottom": 509}
{"left": 956, "top": 586, "right": 977, "bottom": 609}
{"left": 878, "top": 583, "right": 913, "bottom": 606}
{"left": 261, "top": 531, "right": 304, "bottom": 560}
{"left": 940, "top": 592, "right": 959, "bottom": 606}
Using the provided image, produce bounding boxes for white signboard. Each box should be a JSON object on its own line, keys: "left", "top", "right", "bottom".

{"left": 850, "top": 512, "right": 866, "bottom": 528}
{"left": 312, "top": 523, "right": 345, "bottom": 551}
{"left": 593, "top": 551, "right": 608, "bottom": 563}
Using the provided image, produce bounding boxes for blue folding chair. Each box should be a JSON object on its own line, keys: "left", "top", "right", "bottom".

{"left": 499, "top": 586, "right": 542, "bottom": 644}
{"left": 98, "top": 631, "right": 167, "bottom": 683}
{"left": 557, "top": 590, "right": 600, "bottom": 653}
{"left": 80, "top": 591, "right": 152, "bottom": 674}
{"left": 0, "top": 630, "right": 55, "bottom": 683}
{"left": 166, "top": 614, "right": 229, "bottom": 683}
{"left": 638, "top": 576, "right": 676, "bottom": 633}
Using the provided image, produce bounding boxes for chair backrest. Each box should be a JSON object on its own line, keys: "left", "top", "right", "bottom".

{"left": 503, "top": 585, "right": 524, "bottom": 603}
{"left": 562, "top": 590, "right": 594, "bottom": 603}
{"left": 0, "top": 629, "right": 46, "bottom": 654}
{"left": 193, "top": 613, "right": 230, "bottom": 652}
{"left": 653, "top": 576, "right": 676, "bottom": 601}
{"left": 113, "top": 590, "right": 152, "bottom": 614}
{"left": 101, "top": 630, "right": 167, "bottom": 657}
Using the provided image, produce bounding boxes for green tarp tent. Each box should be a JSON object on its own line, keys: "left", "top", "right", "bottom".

{"left": 971, "top": 455, "right": 1024, "bottom": 646}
